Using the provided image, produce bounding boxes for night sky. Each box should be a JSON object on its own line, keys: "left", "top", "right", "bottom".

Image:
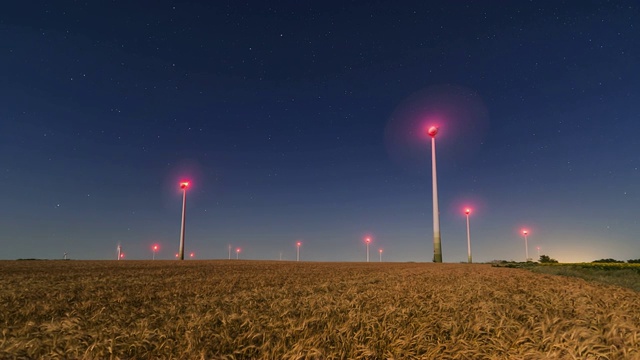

{"left": 2, "top": 1, "right": 638, "bottom": 262}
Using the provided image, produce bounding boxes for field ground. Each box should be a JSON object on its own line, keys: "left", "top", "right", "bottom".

{"left": 1, "top": 261, "right": 640, "bottom": 359}
{"left": 497, "top": 262, "right": 640, "bottom": 293}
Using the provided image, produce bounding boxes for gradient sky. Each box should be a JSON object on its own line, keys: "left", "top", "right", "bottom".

{"left": 1, "top": 1, "right": 638, "bottom": 262}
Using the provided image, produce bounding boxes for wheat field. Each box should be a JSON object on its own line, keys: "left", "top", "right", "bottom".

{"left": 1, "top": 260, "right": 639, "bottom": 359}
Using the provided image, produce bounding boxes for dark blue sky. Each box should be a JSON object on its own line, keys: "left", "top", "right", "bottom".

{"left": 1, "top": 1, "right": 638, "bottom": 262}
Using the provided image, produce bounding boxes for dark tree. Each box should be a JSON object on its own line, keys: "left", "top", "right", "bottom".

{"left": 539, "top": 255, "right": 558, "bottom": 263}
{"left": 592, "top": 258, "right": 624, "bottom": 263}
{"left": 627, "top": 259, "right": 640, "bottom": 264}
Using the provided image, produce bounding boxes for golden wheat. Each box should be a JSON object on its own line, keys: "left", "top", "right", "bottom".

{"left": 1, "top": 261, "right": 639, "bottom": 359}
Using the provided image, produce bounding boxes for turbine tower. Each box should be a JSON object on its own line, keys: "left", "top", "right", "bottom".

{"left": 178, "top": 181, "right": 190, "bottom": 260}
{"left": 428, "top": 126, "right": 442, "bottom": 262}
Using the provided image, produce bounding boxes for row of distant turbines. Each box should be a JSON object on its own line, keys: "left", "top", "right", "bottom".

{"left": 116, "top": 238, "right": 387, "bottom": 262}
{"left": 114, "top": 125, "right": 535, "bottom": 263}
{"left": 155, "top": 180, "right": 390, "bottom": 262}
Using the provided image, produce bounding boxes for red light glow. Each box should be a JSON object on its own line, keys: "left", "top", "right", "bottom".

{"left": 365, "top": 237, "right": 371, "bottom": 244}
{"left": 153, "top": 245, "right": 159, "bottom": 251}
{"left": 175, "top": 253, "right": 179, "bottom": 258}
{"left": 180, "top": 181, "right": 190, "bottom": 190}
{"left": 522, "top": 230, "right": 529, "bottom": 236}
{"left": 120, "top": 253, "right": 124, "bottom": 258}
{"left": 190, "top": 252, "right": 194, "bottom": 258}
{"left": 297, "top": 242, "right": 301, "bottom": 247}
{"left": 384, "top": 85, "right": 489, "bottom": 173}
{"left": 464, "top": 208, "right": 471, "bottom": 215}
{"left": 379, "top": 249, "right": 383, "bottom": 253}
{"left": 236, "top": 248, "right": 241, "bottom": 253}
{"left": 427, "top": 126, "right": 439, "bottom": 138}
